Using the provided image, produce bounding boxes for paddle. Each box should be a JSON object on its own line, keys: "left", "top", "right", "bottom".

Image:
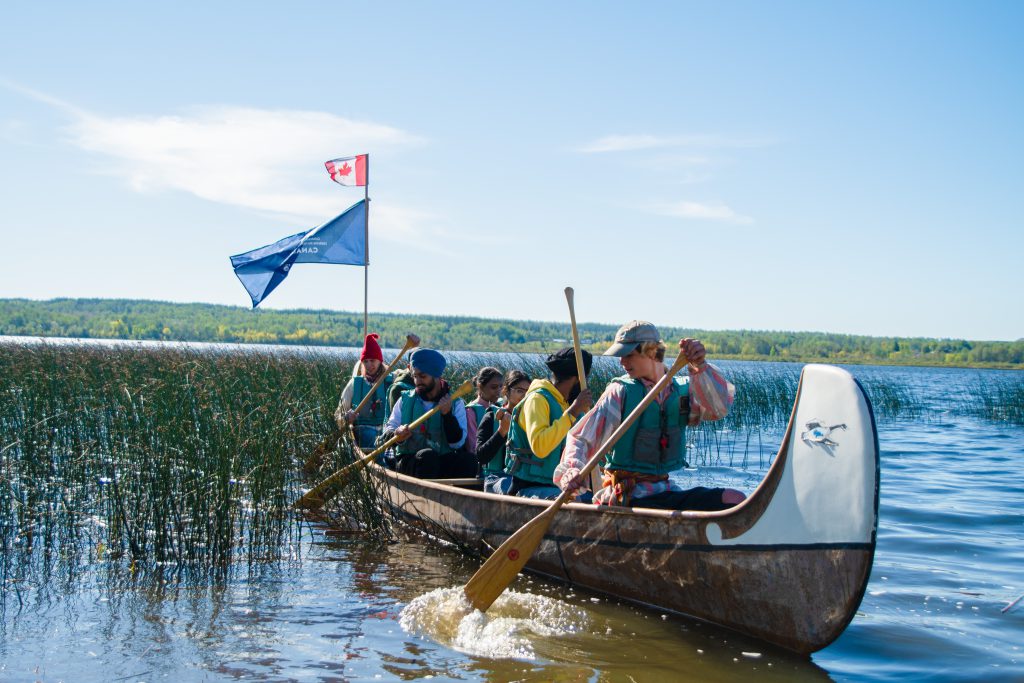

{"left": 303, "top": 334, "right": 421, "bottom": 472}
{"left": 294, "top": 379, "right": 474, "bottom": 511}
{"left": 462, "top": 351, "right": 689, "bottom": 612}
{"left": 564, "top": 286, "right": 602, "bottom": 495}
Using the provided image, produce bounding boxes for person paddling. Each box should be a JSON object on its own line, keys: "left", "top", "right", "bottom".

{"left": 334, "top": 333, "right": 394, "bottom": 448}
{"left": 475, "top": 370, "right": 530, "bottom": 492}
{"left": 555, "top": 321, "right": 746, "bottom": 510}
{"left": 495, "top": 347, "right": 594, "bottom": 499}
{"left": 465, "top": 366, "right": 503, "bottom": 455}
{"left": 378, "top": 348, "right": 478, "bottom": 479}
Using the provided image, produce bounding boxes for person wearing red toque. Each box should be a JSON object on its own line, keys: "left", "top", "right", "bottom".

{"left": 334, "top": 333, "right": 394, "bottom": 448}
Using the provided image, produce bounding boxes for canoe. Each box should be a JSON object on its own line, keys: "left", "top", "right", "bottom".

{"left": 366, "top": 363, "right": 879, "bottom": 655}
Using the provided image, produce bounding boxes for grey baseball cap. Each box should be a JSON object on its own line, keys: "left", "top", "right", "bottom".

{"left": 603, "top": 320, "right": 661, "bottom": 357}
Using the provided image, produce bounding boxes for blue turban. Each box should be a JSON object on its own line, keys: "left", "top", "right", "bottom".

{"left": 409, "top": 348, "right": 446, "bottom": 377}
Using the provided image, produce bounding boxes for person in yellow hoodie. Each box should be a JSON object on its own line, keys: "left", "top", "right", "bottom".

{"left": 495, "top": 347, "right": 594, "bottom": 498}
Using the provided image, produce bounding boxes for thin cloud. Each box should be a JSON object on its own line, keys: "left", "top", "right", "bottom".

{"left": 578, "top": 133, "right": 772, "bottom": 153}
{"left": 653, "top": 200, "right": 753, "bottom": 225}
{"left": 65, "top": 105, "right": 421, "bottom": 221}
{"left": 2, "top": 80, "right": 440, "bottom": 247}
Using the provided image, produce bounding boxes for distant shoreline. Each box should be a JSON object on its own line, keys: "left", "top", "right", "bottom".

{"left": 1, "top": 297, "right": 1021, "bottom": 370}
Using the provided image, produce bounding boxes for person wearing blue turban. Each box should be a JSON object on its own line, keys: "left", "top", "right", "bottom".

{"left": 378, "top": 347, "right": 478, "bottom": 479}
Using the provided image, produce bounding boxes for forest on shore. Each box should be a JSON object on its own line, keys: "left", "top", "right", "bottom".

{"left": 1, "top": 298, "right": 1021, "bottom": 369}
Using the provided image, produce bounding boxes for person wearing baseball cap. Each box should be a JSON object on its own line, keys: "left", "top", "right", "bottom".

{"left": 493, "top": 347, "right": 594, "bottom": 498}
{"left": 378, "top": 347, "right": 478, "bottom": 479}
{"left": 553, "top": 321, "right": 745, "bottom": 510}
{"left": 334, "top": 333, "right": 394, "bottom": 448}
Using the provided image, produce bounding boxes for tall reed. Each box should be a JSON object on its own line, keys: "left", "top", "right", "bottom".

{"left": 962, "top": 374, "right": 1024, "bottom": 425}
{"left": 0, "top": 341, "right": 379, "bottom": 601}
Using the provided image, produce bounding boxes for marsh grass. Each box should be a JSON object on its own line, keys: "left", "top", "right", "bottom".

{"left": 963, "top": 375, "right": 1024, "bottom": 425}
{"left": 0, "top": 340, "right": 385, "bottom": 602}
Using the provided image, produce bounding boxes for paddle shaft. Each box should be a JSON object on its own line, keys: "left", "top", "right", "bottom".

{"left": 306, "top": 334, "right": 420, "bottom": 473}
{"left": 463, "top": 352, "right": 689, "bottom": 612}
{"left": 296, "top": 379, "right": 474, "bottom": 510}
{"left": 564, "top": 286, "right": 600, "bottom": 493}
{"left": 564, "top": 288, "right": 588, "bottom": 393}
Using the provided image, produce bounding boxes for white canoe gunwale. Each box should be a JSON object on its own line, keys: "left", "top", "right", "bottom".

{"left": 365, "top": 364, "right": 880, "bottom": 655}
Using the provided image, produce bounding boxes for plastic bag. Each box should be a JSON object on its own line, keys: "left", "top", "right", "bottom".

{"left": 687, "top": 362, "right": 734, "bottom": 423}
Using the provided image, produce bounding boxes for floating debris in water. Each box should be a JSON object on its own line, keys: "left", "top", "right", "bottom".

{"left": 399, "top": 586, "right": 589, "bottom": 660}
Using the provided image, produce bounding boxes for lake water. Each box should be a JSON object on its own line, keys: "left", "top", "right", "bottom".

{"left": 1, "top": 351, "right": 1022, "bottom": 682}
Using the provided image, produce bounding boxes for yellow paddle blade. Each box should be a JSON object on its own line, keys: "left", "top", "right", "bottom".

{"left": 462, "top": 353, "right": 689, "bottom": 612}
{"left": 302, "top": 427, "right": 346, "bottom": 473}
{"left": 295, "top": 378, "right": 475, "bottom": 512}
{"left": 463, "top": 505, "right": 559, "bottom": 611}
{"left": 294, "top": 449, "right": 377, "bottom": 511}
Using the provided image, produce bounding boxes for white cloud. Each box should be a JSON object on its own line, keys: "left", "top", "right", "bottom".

{"left": 653, "top": 200, "right": 753, "bottom": 225}
{"left": 578, "top": 133, "right": 772, "bottom": 153}
{"left": 65, "top": 105, "right": 423, "bottom": 226}
{"left": 2, "top": 80, "right": 445, "bottom": 247}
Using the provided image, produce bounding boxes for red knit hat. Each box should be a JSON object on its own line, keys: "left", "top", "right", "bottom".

{"left": 360, "top": 333, "right": 383, "bottom": 362}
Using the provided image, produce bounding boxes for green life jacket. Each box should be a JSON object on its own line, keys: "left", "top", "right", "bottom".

{"left": 387, "top": 369, "right": 415, "bottom": 416}
{"left": 504, "top": 387, "right": 565, "bottom": 485}
{"left": 603, "top": 375, "right": 689, "bottom": 476}
{"left": 466, "top": 399, "right": 489, "bottom": 428}
{"left": 351, "top": 374, "right": 394, "bottom": 428}
{"left": 397, "top": 387, "right": 454, "bottom": 455}
{"left": 480, "top": 405, "right": 507, "bottom": 477}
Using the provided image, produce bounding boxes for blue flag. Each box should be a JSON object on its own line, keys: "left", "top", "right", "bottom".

{"left": 230, "top": 199, "right": 367, "bottom": 307}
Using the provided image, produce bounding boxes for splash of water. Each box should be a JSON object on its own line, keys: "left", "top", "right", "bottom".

{"left": 399, "top": 586, "right": 589, "bottom": 660}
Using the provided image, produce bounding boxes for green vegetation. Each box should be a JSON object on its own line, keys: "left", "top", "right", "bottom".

{"left": 2, "top": 298, "right": 1022, "bottom": 369}
{"left": 0, "top": 342, "right": 387, "bottom": 600}
{"left": 964, "top": 375, "right": 1024, "bottom": 425}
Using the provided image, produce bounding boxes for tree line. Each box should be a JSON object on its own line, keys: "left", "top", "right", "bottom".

{"left": 1, "top": 298, "right": 1022, "bottom": 368}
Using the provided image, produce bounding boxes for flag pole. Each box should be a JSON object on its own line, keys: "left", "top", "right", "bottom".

{"left": 363, "top": 154, "right": 369, "bottom": 338}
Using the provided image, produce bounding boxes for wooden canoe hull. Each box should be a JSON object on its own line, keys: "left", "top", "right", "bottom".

{"left": 368, "top": 364, "right": 879, "bottom": 655}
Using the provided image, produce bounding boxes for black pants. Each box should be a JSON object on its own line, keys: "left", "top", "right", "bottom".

{"left": 631, "top": 487, "right": 731, "bottom": 511}
{"left": 395, "top": 448, "right": 478, "bottom": 479}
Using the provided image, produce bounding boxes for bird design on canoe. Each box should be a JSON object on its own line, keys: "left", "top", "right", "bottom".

{"left": 801, "top": 419, "right": 848, "bottom": 448}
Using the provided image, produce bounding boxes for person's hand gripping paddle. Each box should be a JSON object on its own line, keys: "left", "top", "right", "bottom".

{"left": 462, "top": 350, "right": 689, "bottom": 612}
{"left": 304, "top": 334, "right": 420, "bottom": 472}
{"left": 295, "top": 378, "right": 473, "bottom": 512}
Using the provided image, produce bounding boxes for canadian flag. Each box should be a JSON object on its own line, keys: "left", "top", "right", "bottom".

{"left": 325, "top": 154, "right": 367, "bottom": 186}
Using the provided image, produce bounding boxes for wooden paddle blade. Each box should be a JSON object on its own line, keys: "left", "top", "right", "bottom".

{"left": 294, "top": 450, "right": 376, "bottom": 511}
{"left": 463, "top": 506, "right": 558, "bottom": 611}
{"left": 297, "top": 377, "right": 474, "bottom": 513}
{"left": 302, "top": 428, "right": 344, "bottom": 473}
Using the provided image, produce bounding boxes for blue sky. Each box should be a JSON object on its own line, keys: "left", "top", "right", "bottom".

{"left": 1, "top": 2, "right": 1021, "bottom": 341}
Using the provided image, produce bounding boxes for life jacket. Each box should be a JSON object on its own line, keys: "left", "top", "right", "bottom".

{"left": 464, "top": 399, "right": 491, "bottom": 455}
{"left": 387, "top": 368, "right": 415, "bottom": 416}
{"left": 397, "top": 387, "right": 455, "bottom": 455}
{"left": 504, "top": 387, "right": 565, "bottom": 485}
{"left": 466, "top": 399, "right": 490, "bottom": 427}
{"left": 603, "top": 375, "right": 690, "bottom": 476}
{"left": 479, "top": 405, "right": 508, "bottom": 476}
{"left": 351, "top": 373, "right": 393, "bottom": 428}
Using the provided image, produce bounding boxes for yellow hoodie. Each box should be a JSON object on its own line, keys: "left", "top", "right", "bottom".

{"left": 515, "top": 378, "right": 577, "bottom": 459}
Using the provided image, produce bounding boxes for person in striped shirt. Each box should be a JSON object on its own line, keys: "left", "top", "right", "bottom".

{"left": 554, "top": 320, "right": 745, "bottom": 510}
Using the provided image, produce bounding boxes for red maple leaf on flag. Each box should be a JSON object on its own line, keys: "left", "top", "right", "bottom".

{"left": 337, "top": 162, "right": 352, "bottom": 177}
